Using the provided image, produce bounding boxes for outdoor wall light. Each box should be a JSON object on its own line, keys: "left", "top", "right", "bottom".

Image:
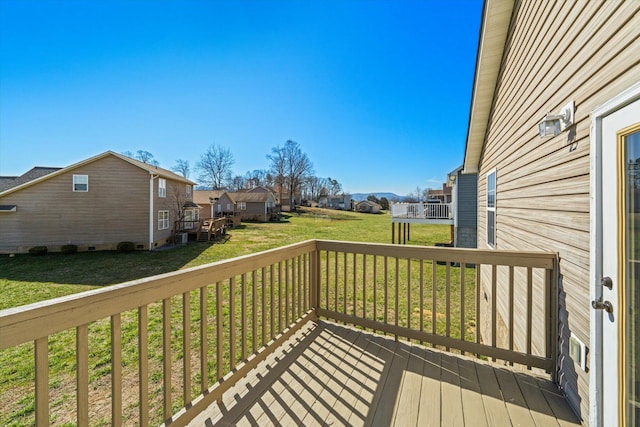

{"left": 538, "top": 101, "right": 574, "bottom": 138}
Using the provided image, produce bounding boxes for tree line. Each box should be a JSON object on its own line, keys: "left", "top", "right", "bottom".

{"left": 123, "top": 141, "right": 346, "bottom": 204}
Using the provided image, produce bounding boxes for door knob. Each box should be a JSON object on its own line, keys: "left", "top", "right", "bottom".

{"left": 591, "top": 298, "right": 613, "bottom": 313}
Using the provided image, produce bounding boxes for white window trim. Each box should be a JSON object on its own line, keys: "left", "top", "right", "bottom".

{"left": 186, "top": 184, "right": 192, "bottom": 199}
{"left": 158, "top": 210, "right": 169, "bottom": 230}
{"left": 159, "top": 178, "right": 166, "bottom": 198}
{"left": 73, "top": 174, "right": 89, "bottom": 192}
{"left": 238, "top": 201, "right": 247, "bottom": 211}
{"left": 486, "top": 168, "right": 496, "bottom": 248}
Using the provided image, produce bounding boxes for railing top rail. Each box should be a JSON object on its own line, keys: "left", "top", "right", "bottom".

{"left": 315, "top": 240, "right": 557, "bottom": 269}
{"left": 0, "top": 239, "right": 317, "bottom": 350}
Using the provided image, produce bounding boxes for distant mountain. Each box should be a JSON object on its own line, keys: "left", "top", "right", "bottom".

{"left": 350, "top": 192, "right": 405, "bottom": 202}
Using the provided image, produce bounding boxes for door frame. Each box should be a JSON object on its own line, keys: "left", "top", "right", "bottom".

{"left": 590, "top": 81, "right": 640, "bottom": 427}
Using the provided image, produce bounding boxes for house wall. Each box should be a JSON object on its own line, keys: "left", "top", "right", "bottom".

{"left": 152, "top": 178, "right": 190, "bottom": 248}
{"left": 0, "top": 156, "right": 151, "bottom": 252}
{"left": 476, "top": 1, "right": 639, "bottom": 419}
{"left": 211, "top": 194, "right": 236, "bottom": 216}
{"left": 238, "top": 202, "right": 267, "bottom": 221}
{"left": 455, "top": 172, "right": 477, "bottom": 248}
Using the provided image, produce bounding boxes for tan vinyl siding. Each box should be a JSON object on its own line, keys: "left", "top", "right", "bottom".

{"left": 239, "top": 202, "right": 267, "bottom": 222}
{"left": 476, "top": 0, "right": 640, "bottom": 418}
{"left": 0, "top": 154, "right": 192, "bottom": 253}
{"left": 0, "top": 155, "right": 151, "bottom": 252}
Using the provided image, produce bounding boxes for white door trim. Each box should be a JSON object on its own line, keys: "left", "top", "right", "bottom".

{"left": 589, "top": 81, "right": 640, "bottom": 427}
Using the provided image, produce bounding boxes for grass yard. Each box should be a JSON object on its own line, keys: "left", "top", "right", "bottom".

{"left": 0, "top": 208, "right": 457, "bottom": 425}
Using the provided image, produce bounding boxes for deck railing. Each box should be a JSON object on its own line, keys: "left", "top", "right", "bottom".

{"left": 390, "top": 202, "right": 452, "bottom": 219}
{"left": 0, "top": 240, "right": 557, "bottom": 426}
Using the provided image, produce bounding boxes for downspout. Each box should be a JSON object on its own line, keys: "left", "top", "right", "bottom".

{"left": 149, "top": 173, "right": 159, "bottom": 251}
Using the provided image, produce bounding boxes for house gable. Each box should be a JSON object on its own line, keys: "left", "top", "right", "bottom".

{"left": 0, "top": 152, "right": 196, "bottom": 253}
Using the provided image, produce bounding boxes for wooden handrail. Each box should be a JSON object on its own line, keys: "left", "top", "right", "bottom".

{"left": 0, "top": 240, "right": 558, "bottom": 426}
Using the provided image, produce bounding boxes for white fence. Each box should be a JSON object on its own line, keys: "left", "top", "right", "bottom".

{"left": 390, "top": 202, "right": 452, "bottom": 220}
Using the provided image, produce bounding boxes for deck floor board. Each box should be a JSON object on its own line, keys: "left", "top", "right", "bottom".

{"left": 187, "top": 320, "right": 582, "bottom": 427}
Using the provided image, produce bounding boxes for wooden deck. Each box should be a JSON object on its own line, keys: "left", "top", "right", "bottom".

{"left": 188, "top": 320, "right": 581, "bottom": 427}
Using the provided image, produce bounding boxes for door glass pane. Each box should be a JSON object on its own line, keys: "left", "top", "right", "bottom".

{"left": 625, "top": 129, "right": 640, "bottom": 425}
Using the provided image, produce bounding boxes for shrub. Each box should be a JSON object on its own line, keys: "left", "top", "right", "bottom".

{"left": 116, "top": 241, "right": 136, "bottom": 253}
{"left": 61, "top": 244, "right": 78, "bottom": 254}
{"left": 28, "top": 246, "right": 48, "bottom": 256}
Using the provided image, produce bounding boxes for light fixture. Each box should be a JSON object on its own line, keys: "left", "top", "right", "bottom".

{"left": 538, "top": 101, "right": 574, "bottom": 138}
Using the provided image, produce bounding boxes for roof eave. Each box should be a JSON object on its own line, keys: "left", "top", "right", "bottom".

{"left": 463, "top": 0, "right": 515, "bottom": 174}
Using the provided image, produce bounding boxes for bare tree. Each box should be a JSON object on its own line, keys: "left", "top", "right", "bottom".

{"left": 268, "top": 140, "right": 313, "bottom": 209}
{"left": 244, "top": 169, "right": 268, "bottom": 188}
{"left": 304, "top": 176, "right": 324, "bottom": 201}
{"left": 197, "top": 145, "right": 234, "bottom": 189}
{"left": 171, "top": 159, "right": 190, "bottom": 178}
{"left": 327, "top": 177, "right": 342, "bottom": 195}
{"left": 121, "top": 150, "right": 159, "bottom": 166}
{"left": 136, "top": 150, "right": 159, "bottom": 166}
{"left": 229, "top": 175, "right": 247, "bottom": 192}
{"left": 267, "top": 145, "right": 287, "bottom": 197}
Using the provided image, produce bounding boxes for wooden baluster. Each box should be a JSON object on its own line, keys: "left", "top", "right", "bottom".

{"left": 139, "top": 306, "right": 149, "bottom": 427}
{"left": 446, "top": 263, "right": 451, "bottom": 351}
{"left": 363, "top": 254, "right": 367, "bottom": 320}
{"left": 252, "top": 270, "right": 258, "bottom": 354}
{"left": 241, "top": 274, "right": 247, "bottom": 361}
{"left": 161, "top": 301, "right": 170, "bottom": 420}
{"left": 432, "top": 260, "right": 437, "bottom": 340}
{"left": 216, "top": 282, "right": 223, "bottom": 380}
{"left": 526, "top": 267, "right": 533, "bottom": 369}
{"left": 460, "top": 263, "right": 465, "bottom": 354}
{"left": 76, "top": 325, "right": 88, "bottom": 427}
{"left": 183, "top": 292, "right": 191, "bottom": 406}
{"left": 353, "top": 253, "right": 357, "bottom": 317}
{"left": 407, "top": 258, "right": 411, "bottom": 330}
{"left": 491, "top": 265, "right": 497, "bottom": 361}
{"left": 230, "top": 277, "right": 236, "bottom": 369}
{"left": 199, "top": 287, "right": 207, "bottom": 392}
{"left": 261, "top": 267, "right": 267, "bottom": 346}
{"left": 508, "top": 266, "right": 514, "bottom": 364}
{"left": 35, "top": 337, "right": 49, "bottom": 427}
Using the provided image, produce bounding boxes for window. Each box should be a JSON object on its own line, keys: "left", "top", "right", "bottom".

{"left": 186, "top": 185, "right": 192, "bottom": 199}
{"left": 73, "top": 175, "right": 88, "bottom": 192}
{"left": 237, "top": 202, "right": 246, "bottom": 210}
{"left": 158, "top": 178, "right": 166, "bottom": 198}
{"left": 183, "top": 209, "right": 199, "bottom": 229}
{"left": 158, "top": 210, "right": 169, "bottom": 230}
{"left": 184, "top": 209, "right": 194, "bottom": 229}
{"left": 487, "top": 169, "right": 496, "bottom": 247}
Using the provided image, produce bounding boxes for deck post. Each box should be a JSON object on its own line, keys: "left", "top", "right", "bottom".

{"left": 391, "top": 222, "right": 395, "bottom": 244}
{"left": 407, "top": 223, "right": 410, "bottom": 241}
{"left": 547, "top": 256, "right": 559, "bottom": 382}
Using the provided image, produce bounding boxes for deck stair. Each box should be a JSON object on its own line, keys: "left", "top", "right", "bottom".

{"left": 195, "top": 218, "right": 226, "bottom": 241}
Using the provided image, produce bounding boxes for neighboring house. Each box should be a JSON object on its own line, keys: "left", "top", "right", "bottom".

{"left": 194, "top": 190, "right": 236, "bottom": 218}
{"left": 447, "top": 166, "right": 477, "bottom": 249}
{"left": 0, "top": 151, "right": 197, "bottom": 253}
{"left": 355, "top": 200, "right": 381, "bottom": 214}
{"left": 318, "top": 194, "right": 352, "bottom": 210}
{"left": 0, "top": 167, "right": 62, "bottom": 192}
{"left": 463, "top": 1, "right": 639, "bottom": 424}
{"left": 232, "top": 191, "right": 278, "bottom": 222}
{"left": 425, "top": 183, "right": 452, "bottom": 203}
{"left": 194, "top": 188, "right": 278, "bottom": 222}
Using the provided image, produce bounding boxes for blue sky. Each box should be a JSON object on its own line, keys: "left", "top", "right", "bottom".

{"left": 0, "top": 0, "right": 482, "bottom": 196}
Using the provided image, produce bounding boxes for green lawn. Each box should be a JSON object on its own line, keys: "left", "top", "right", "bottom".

{"left": 0, "top": 208, "right": 454, "bottom": 425}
